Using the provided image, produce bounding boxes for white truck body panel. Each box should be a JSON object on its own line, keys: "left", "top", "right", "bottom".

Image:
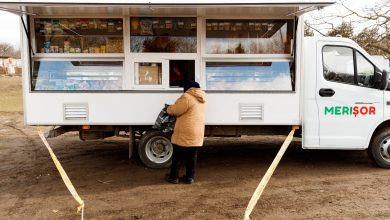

{"left": 24, "top": 93, "right": 301, "bottom": 125}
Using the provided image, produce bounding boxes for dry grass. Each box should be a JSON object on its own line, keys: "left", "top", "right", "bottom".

{"left": 0, "top": 76, "right": 23, "bottom": 112}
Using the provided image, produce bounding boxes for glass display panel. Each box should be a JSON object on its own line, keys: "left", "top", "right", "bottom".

{"left": 206, "top": 19, "right": 293, "bottom": 54}
{"left": 169, "top": 60, "right": 195, "bottom": 87}
{"left": 356, "top": 52, "right": 375, "bottom": 88}
{"left": 34, "top": 18, "right": 123, "bottom": 53}
{"left": 323, "top": 46, "right": 354, "bottom": 84}
{"left": 32, "top": 61, "right": 123, "bottom": 90}
{"left": 135, "top": 62, "right": 162, "bottom": 85}
{"left": 130, "top": 17, "right": 197, "bottom": 53}
{"left": 206, "top": 62, "right": 293, "bottom": 91}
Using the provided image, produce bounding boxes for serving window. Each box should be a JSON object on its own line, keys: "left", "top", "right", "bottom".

{"left": 203, "top": 18, "right": 295, "bottom": 91}
{"left": 30, "top": 17, "right": 125, "bottom": 91}
{"left": 169, "top": 60, "right": 195, "bottom": 87}
{"left": 131, "top": 59, "right": 196, "bottom": 89}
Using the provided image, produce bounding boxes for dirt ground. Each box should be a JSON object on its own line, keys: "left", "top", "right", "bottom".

{"left": 1, "top": 77, "right": 390, "bottom": 219}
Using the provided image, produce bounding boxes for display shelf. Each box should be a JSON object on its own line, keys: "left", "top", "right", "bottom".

{"left": 206, "top": 31, "right": 274, "bottom": 39}
{"left": 36, "top": 29, "right": 123, "bottom": 36}
{"left": 131, "top": 29, "right": 196, "bottom": 37}
{"left": 33, "top": 53, "right": 125, "bottom": 59}
{"left": 36, "top": 34, "right": 124, "bottom": 37}
{"left": 202, "top": 53, "right": 293, "bottom": 60}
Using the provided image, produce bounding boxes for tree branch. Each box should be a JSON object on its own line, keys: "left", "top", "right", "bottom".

{"left": 305, "top": 22, "right": 326, "bottom": 36}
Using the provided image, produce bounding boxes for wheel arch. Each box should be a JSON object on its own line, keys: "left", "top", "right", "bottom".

{"left": 368, "top": 119, "right": 390, "bottom": 148}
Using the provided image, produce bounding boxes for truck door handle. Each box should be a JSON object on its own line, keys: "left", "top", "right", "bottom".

{"left": 319, "top": 88, "right": 335, "bottom": 97}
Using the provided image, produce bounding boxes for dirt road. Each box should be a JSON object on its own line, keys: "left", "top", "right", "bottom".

{"left": 1, "top": 112, "right": 389, "bottom": 219}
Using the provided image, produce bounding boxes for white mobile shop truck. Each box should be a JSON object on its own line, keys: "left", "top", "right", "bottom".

{"left": 1, "top": 0, "right": 390, "bottom": 168}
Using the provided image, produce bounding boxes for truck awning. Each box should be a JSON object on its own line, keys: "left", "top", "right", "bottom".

{"left": 0, "top": 0, "right": 335, "bottom": 16}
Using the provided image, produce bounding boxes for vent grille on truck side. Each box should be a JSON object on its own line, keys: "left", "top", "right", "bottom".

{"left": 63, "top": 103, "right": 88, "bottom": 121}
{"left": 239, "top": 103, "right": 263, "bottom": 121}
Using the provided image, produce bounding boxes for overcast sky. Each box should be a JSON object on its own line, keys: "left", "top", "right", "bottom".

{"left": 0, "top": 0, "right": 380, "bottom": 48}
{"left": 0, "top": 11, "right": 20, "bottom": 48}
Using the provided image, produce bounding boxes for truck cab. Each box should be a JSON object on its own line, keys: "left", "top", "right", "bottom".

{"left": 303, "top": 37, "right": 390, "bottom": 167}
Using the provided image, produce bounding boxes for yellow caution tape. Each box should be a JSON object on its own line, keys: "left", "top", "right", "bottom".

{"left": 244, "top": 126, "right": 299, "bottom": 220}
{"left": 37, "top": 128, "right": 85, "bottom": 214}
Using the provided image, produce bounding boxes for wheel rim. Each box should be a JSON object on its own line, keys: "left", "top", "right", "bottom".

{"left": 380, "top": 137, "right": 390, "bottom": 162}
{"left": 145, "top": 136, "right": 173, "bottom": 164}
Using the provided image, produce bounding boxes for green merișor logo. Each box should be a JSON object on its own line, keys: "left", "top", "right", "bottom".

{"left": 324, "top": 106, "right": 375, "bottom": 116}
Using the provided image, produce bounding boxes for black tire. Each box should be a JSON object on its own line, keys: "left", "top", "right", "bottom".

{"left": 138, "top": 130, "right": 173, "bottom": 169}
{"left": 368, "top": 128, "right": 390, "bottom": 168}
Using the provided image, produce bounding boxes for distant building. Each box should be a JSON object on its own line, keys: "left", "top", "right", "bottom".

{"left": 0, "top": 58, "right": 22, "bottom": 76}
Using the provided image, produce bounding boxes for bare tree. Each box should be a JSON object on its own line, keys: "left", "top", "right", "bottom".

{"left": 304, "top": 21, "right": 314, "bottom": 37}
{"left": 327, "top": 21, "right": 353, "bottom": 38}
{"left": 306, "top": 0, "right": 390, "bottom": 58}
{"left": 353, "top": 27, "right": 388, "bottom": 55}
{"left": 341, "top": 0, "right": 390, "bottom": 57}
{"left": 0, "top": 42, "right": 15, "bottom": 58}
{"left": 11, "top": 48, "right": 21, "bottom": 59}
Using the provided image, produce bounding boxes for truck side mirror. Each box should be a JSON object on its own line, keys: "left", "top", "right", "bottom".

{"left": 380, "top": 70, "right": 388, "bottom": 90}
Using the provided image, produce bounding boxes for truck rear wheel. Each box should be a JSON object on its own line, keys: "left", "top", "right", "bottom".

{"left": 138, "top": 130, "right": 173, "bottom": 169}
{"left": 368, "top": 128, "right": 390, "bottom": 168}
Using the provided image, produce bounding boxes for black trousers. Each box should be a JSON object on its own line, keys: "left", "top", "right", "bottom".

{"left": 169, "top": 144, "right": 199, "bottom": 179}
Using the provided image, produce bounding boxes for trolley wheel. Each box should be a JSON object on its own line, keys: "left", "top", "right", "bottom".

{"left": 368, "top": 128, "right": 390, "bottom": 168}
{"left": 138, "top": 130, "right": 173, "bottom": 169}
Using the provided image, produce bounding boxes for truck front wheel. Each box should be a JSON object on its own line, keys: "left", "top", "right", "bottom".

{"left": 368, "top": 128, "right": 390, "bottom": 168}
{"left": 138, "top": 130, "right": 173, "bottom": 169}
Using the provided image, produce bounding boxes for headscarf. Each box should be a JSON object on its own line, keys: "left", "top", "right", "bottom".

{"left": 183, "top": 80, "right": 200, "bottom": 92}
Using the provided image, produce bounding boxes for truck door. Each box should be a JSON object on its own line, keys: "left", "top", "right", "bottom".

{"left": 316, "top": 42, "right": 384, "bottom": 148}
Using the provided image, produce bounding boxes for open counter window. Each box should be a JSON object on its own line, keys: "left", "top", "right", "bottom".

{"left": 34, "top": 18, "right": 124, "bottom": 54}
{"left": 131, "top": 59, "right": 196, "bottom": 89}
{"left": 130, "top": 17, "right": 197, "bottom": 53}
{"left": 205, "top": 19, "right": 293, "bottom": 54}
{"left": 169, "top": 60, "right": 195, "bottom": 87}
{"left": 205, "top": 62, "right": 294, "bottom": 91}
{"left": 32, "top": 60, "right": 123, "bottom": 90}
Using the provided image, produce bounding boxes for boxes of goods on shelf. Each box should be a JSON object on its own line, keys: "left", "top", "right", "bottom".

{"left": 138, "top": 64, "right": 161, "bottom": 85}
{"left": 37, "top": 18, "right": 123, "bottom": 54}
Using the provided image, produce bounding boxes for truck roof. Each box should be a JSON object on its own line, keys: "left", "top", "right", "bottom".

{"left": 0, "top": 0, "right": 336, "bottom": 16}
{"left": 0, "top": 0, "right": 336, "bottom": 5}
